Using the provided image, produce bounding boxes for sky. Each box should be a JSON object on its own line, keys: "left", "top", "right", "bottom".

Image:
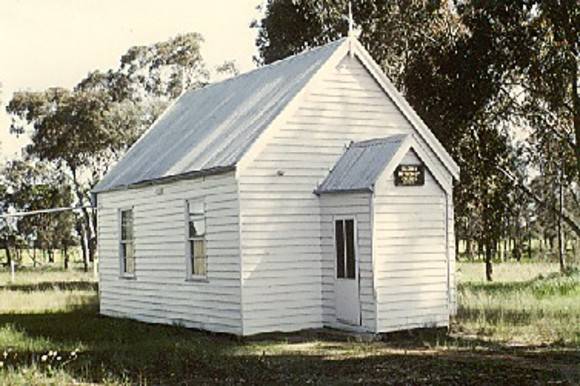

{"left": 0, "top": 0, "right": 263, "bottom": 160}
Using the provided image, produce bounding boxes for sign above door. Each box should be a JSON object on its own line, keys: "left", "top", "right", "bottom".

{"left": 394, "top": 164, "right": 425, "bottom": 186}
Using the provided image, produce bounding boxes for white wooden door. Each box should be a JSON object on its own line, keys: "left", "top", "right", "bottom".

{"left": 334, "top": 218, "right": 360, "bottom": 325}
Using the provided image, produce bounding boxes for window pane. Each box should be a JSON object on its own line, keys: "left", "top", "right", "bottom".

{"left": 188, "top": 221, "right": 195, "bottom": 238}
{"left": 194, "top": 256, "right": 207, "bottom": 276}
{"left": 193, "top": 240, "right": 206, "bottom": 275}
{"left": 345, "top": 220, "right": 355, "bottom": 279}
{"left": 125, "top": 242, "right": 134, "bottom": 260}
{"left": 188, "top": 201, "right": 204, "bottom": 215}
{"left": 193, "top": 240, "right": 206, "bottom": 258}
{"left": 121, "top": 242, "right": 135, "bottom": 274}
{"left": 121, "top": 210, "right": 133, "bottom": 240}
{"left": 189, "top": 240, "right": 195, "bottom": 274}
{"left": 125, "top": 256, "right": 135, "bottom": 274}
{"left": 335, "top": 220, "right": 345, "bottom": 278}
{"left": 189, "top": 218, "right": 206, "bottom": 238}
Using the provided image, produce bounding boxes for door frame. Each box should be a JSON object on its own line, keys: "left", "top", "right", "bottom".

{"left": 332, "top": 215, "right": 361, "bottom": 326}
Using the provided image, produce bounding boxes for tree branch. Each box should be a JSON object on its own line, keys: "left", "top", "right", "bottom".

{"left": 496, "top": 166, "right": 580, "bottom": 236}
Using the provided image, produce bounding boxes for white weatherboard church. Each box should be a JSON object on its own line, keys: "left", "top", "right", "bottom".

{"left": 93, "top": 36, "right": 459, "bottom": 336}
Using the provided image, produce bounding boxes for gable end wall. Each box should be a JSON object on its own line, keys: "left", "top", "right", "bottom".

{"left": 373, "top": 150, "right": 454, "bottom": 332}
{"left": 238, "top": 53, "right": 453, "bottom": 335}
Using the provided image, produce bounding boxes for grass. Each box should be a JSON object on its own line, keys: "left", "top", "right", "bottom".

{"left": 0, "top": 262, "right": 578, "bottom": 385}
{"left": 458, "top": 266, "right": 580, "bottom": 346}
{"left": 0, "top": 268, "right": 97, "bottom": 315}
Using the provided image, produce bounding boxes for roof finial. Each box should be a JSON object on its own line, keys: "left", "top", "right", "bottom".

{"left": 348, "top": 1, "right": 354, "bottom": 38}
{"left": 347, "top": 2, "right": 356, "bottom": 56}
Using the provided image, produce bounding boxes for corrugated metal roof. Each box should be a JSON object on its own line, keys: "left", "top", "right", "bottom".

{"left": 315, "top": 135, "right": 410, "bottom": 194}
{"left": 93, "top": 38, "right": 346, "bottom": 193}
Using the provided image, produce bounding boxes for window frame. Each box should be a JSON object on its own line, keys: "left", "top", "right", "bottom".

{"left": 185, "top": 199, "right": 208, "bottom": 281}
{"left": 118, "top": 207, "right": 136, "bottom": 279}
{"left": 333, "top": 216, "right": 357, "bottom": 280}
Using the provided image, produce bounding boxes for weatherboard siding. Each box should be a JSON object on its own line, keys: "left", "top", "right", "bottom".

{"left": 97, "top": 172, "right": 242, "bottom": 334}
{"left": 372, "top": 151, "right": 451, "bottom": 332}
{"left": 237, "top": 54, "right": 450, "bottom": 334}
{"left": 448, "top": 199, "right": 457, "bottom": 315}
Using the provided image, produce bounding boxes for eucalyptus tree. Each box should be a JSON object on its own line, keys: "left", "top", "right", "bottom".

{"left": 253, "top": 0, "right": 526, "bottom": 280}
{"left": 6, "top": 33, "right": 210, "bottom": 269}
{"left": 0, "top": 160, "right": 74, "bottom": 267}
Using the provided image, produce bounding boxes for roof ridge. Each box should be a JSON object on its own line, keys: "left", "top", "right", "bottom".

{"left": 94, "top": 36, "right": 347, "bottom": 193}
{"left": 184, "top": 37, "right": 347, "bottom": 97}
{"left": 352, "top": 134, "right": 409, "bottom": 147}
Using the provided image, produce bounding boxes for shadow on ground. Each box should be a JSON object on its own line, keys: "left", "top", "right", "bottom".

{"left": 0, "top": 304, "right": 578, "bottom": 385}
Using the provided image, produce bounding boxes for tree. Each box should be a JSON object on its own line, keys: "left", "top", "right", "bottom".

{"left": 254, "top": 0, "right": 580, "bottom": 279}
{"left": 215, "top": 60, "right": 240, "bottom": 78}
{"left": 77, "top": 32, "right": 209, "bottom": 101}
{"left": 0, "top": 183, "right": 15, "bottom": 267}
{"left": 6, "top": 32, "right": 210, "bottom": 270}
{"left": 0, "top": 160, "right": 75, "bottom": 267}
{"left": 455, "top": 0, "right": 579, "bottom": 271}
{"left": 253, "top": 0, "right": 528, "bottom": 280}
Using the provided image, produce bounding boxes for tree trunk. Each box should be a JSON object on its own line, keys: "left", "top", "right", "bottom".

{"left": 4, "top": 244, "right": 11, "bottom": 267}
{"left": 63, "top": 246, "right": 69, "bottom": 270}
{"left": 558, "top": 172, "right": 565, "bottom": 272}
{"left": 71, "top": 166, "right": 95, "bottom": 266}
{"left": 485, "top": 242, "right": 493, "bottom": 282}
{"left": 571, "top": 52, "right": 580, "bottom": 173}
{"left": 80, "top": 228, "right": 89, "bottom": 272}
{"left": 527, "top": 223, "right": 532, "bottom": 260}
{"left": 455, "top": 236, "right": 460, "bottom": 262}
{"left": 91, "top": 207, "right": 98, "bottom": 263}
{"left": 502, "top": 238, "right": 508, "bottom": 261}
{"left": 466, "top": 238, "right": 472, "bottom": 260}
{"left": 75, "top": 220, "right": 89, "bottom": 272}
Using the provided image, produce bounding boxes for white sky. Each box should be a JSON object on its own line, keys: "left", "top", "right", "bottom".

{"left": 0, "top": 0, "right": 263, "bottom": 160}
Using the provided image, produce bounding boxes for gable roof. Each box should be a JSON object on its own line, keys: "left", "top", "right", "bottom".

{"left": 94, "top": 36, "right": 459, "bottom": 193}
{"left": 93, "top": 38, "right": 346, "bottom": 193}
{"left": 315, "top": 135, "right": 410, "bottom": 194}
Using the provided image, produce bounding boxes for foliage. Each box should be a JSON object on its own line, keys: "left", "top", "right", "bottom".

{"left": 77, "top": 33, "right": 209, "bottom": 101}
{"left": 253, "top": 0, "right": 579, "bottom": 279}
{"left": 5, "top": 33, "right": 210, "bottom": 269}
{"left": 0, "top": 160, "right": 76, "bottom": 266}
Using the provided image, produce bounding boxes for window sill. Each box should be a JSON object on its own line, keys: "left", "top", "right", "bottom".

{"left": 119, "top": 274, "right": 136, "bottom": 280}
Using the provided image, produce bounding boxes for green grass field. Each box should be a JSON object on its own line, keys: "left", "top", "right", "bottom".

{"left": 0, "top": 262, "right": 578, "bottom": 385}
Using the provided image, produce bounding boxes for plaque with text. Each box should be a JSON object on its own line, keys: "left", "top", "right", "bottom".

{"left": 394, "top": 164, "right": 425, "bottom": 186}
